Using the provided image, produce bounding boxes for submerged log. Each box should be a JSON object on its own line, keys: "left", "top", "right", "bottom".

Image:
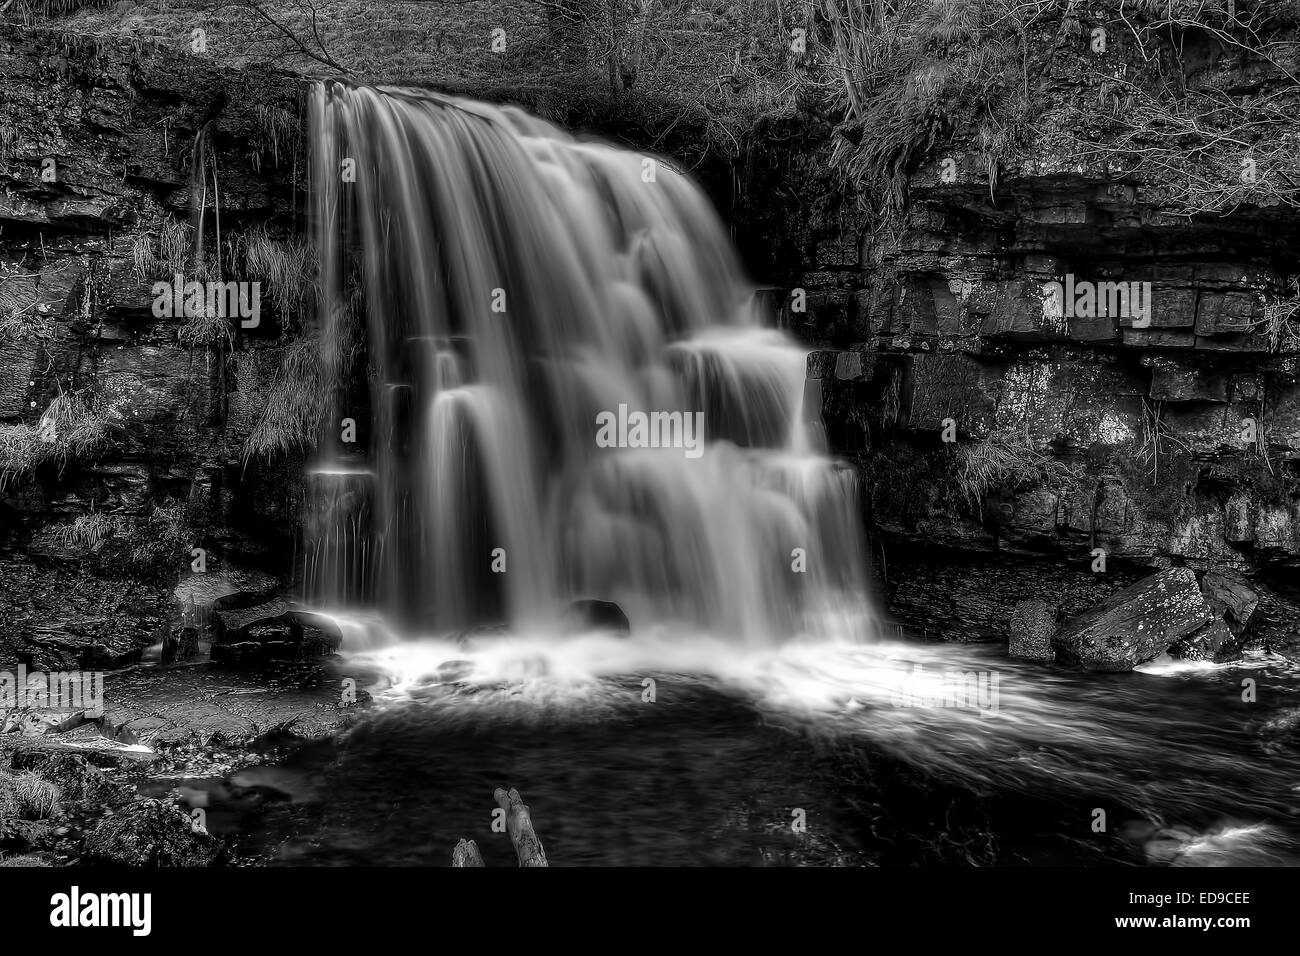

{"left": 452, "top": 838, "right": 485, "bottom": 867}
{"left": 494, "top": 787, "right": 548, "bottom": 867}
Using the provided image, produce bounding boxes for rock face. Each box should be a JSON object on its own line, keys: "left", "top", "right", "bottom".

{"left": 1008, "top": 600, "right": 1056, "bottom": 662}
{"left": 0, "top": 24, "right": 306, "bottom": 668}
{"left": 736, "top": 7, "right": 1300, "bottom": 651}
{"left": 1052, "top": 569, "right": 1213, "bottom": 671}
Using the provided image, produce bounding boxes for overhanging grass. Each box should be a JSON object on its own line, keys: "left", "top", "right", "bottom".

{"left": 242, "top": 331, "right": 329, "bottom": 461}
{"left": 0, "top": 389, "right": 120, "bottom": 489}
{"left": 955, "top": 425, "right": 1076, "bottom": 510}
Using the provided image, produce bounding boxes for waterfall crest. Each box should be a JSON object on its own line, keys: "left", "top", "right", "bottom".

{"left": 305, "top": 82, "right": 879, "bottom": 645}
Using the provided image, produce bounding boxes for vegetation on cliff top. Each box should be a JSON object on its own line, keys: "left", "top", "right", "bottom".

{"left": 9, "top": 0, "right": 1300, "bottom": 211}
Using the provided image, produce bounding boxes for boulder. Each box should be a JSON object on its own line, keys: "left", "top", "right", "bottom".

{"left": 175, "top": 568, "right": 279, "bottom": 615}
{"left": 1198, "top": 571, "right": 1259, "bottom": 636}
{"left": 561, "top": 599, "right": 630, "bottom": 635}
{"left": 212, "top": 598, "right": 291, "bottom": 638}
{"left": 83, "top": 799, "right": 219, "bottom": 866}
{"left": 1008, "top": 600, "right": 1056, "bottom": 661}
{"left": 0, "top": 708, "right": 87, "bottom": 736}
{"left": 1170, "top": 617, "right": 1241, "bottom": 662}
{"left": 1052, "top": 568, "right": 1213, "bottom": 671}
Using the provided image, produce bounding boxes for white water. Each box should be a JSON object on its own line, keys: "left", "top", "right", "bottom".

{"left": 305, "top": 82, "right": 875, "bottom": 645}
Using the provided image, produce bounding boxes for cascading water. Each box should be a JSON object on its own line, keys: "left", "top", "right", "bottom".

{"left": 245, "top": 83, "right": 1300, "bottom": 868}
{"left": 303, "top": 82, "right": 878, "bottom": 645}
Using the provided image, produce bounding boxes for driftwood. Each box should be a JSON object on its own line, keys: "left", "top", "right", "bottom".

{"left": 451, "top": 838, "right": 484, "bottom": 867}
{"left": 452, "top": 786, "right": 548, "bottom": 867}
{"left": 495, "top": 787, "right": 548, "bottom": 867}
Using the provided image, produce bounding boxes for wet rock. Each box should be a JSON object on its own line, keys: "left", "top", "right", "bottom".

{"left": 885, "top": 548, "right": 1136, "bottom": 644}
{"left": 1170, "top": 617, "right": 1240, "bottom": 663}
{"left": 173, "top": 567, "right": 279, "bottom": 614}
{"left": 1144, "top": 356, "right": 1229, "bottom": 403}
{"left": 1223, "top": 492, "right": 1254, "bottom": 544}
{"left": 562, "top": 599, "right": 630, "bottom": 635}
{"left": 161, "top": 625, "right": 201, "bottom": 663}
{"left": 0, "top": 731, "right": 160, "bottom": 767}
{"left": 101, "top": 666, "right": 363, "bottom": 747}
{"left": 900, "top": 354, "right": 998, "bottom": 434}
{"left": 1052, "top": 568, "right": 1213, "bottom": 671}
{"left": 212, "top": 598, "right": 292, "bottom": 638}
{"left": 0, "top": 708, "right": 87, "bottom": 736}
{"left": 84, "top": 799, "right": 219, "bottom": 866}
{"left": 1007, "top": 600, "right": 1056, "bottom": 661}
{"left": 1198, "top": 571, "right": 1259, "bottom": 636}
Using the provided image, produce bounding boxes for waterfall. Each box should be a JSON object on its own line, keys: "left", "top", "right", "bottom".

{"left": 303, "top": 82, "right": 879, "bottom": 645}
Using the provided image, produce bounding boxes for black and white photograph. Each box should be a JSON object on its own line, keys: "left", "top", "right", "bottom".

{"left": 0, "top": 0, "right": 1293, "bottom": 936}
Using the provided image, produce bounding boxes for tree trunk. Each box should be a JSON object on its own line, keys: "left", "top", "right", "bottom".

{"left": 607, "top": 0, "right": 625, "bottom": 100}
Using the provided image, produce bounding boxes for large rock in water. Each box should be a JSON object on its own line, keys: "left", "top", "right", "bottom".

{"left": 1171, "top": 570, "right": 1257, "bottom": 662}
{"left": 1052, "top": 568, "right": 1213, "bottom": 671}
{"left": 561, "top": 600, "right": 630, "bottom": 635}
{"left": 1197, "top": 570, "right": 1259, "bottom": 635}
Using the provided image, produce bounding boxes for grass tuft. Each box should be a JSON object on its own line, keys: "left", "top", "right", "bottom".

{"left": 955, "top": 425, "right": 1076, "bottom": 510}
{"left": 0, "top": 389, "right": 121, "bottom": 489}
{"left": 0, "top": 771, "right": 61, "bottom": 820}
{"left": 53, "top": 507, "right": 118, "bottom": 552}
{"left": 242, "top": 331, "right": 329, "bottom": 461}
{"left": 237, "top": 225, "right": 315, "bottom": 325}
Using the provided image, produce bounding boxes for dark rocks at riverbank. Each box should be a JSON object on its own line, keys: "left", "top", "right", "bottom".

{"left": 1052, "top": 568, "right": 1213, "bottom": 671}
{"left": 83, "top": 798, "right": 220, "bottom": 866}
{"left": 1001, "top": 565, "right": 1267, "bottom": 671}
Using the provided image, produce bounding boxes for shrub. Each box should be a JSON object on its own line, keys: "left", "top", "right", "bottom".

{"left": 825, "top": 0, "right": 1031, "bottom": 214}
{"left": 118, "top": 502, "right": 192, "bottom": 577}
{"left": 954, "top": 426, "right": 1076, "bottom": 510}
{"left": 0, "top": 389, "right": 119, "bottom": 489}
